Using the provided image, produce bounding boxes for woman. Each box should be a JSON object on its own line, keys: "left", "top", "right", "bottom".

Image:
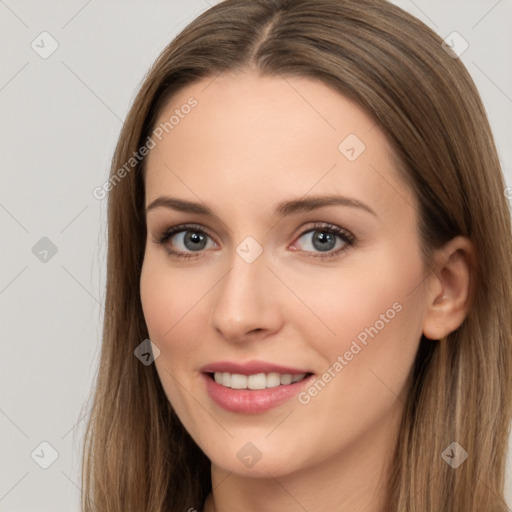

{"left": 81, "top": 0, "right": 512, "bottom": 510}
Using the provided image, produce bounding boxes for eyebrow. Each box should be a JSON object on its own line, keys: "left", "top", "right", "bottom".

{"left": 145, "top": 194, "right": 377, "bottom": 218}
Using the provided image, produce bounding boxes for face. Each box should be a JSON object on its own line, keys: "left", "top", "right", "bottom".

{"left": 140, "top": 70, "right": 430, "bottom": 478}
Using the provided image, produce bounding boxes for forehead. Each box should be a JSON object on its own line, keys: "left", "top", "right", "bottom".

{"left": 144, "top": 70, "right": 416, "bottom": 223}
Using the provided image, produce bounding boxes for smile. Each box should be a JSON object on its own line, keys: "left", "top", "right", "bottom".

{"left": 212, "top": 371, "right": 308, "bottom": 389}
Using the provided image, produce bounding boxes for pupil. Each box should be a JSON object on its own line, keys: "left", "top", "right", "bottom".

{"left": 184, "top": 231, "right": 207, "bottom": 251}
{"left": 313, "top": 231, "right": 336, "bottom": 251}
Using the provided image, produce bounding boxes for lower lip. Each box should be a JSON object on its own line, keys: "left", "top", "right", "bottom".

{"left": 203, "top": 373, "right": 313, "bottom": 414}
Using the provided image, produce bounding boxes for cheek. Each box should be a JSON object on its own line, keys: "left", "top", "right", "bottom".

{"left": 140, "top": 260, "right": 175, "bottom": 344}
{"left": 140, "top": 256, "right": 193, "bottom": 353}
{"left": 288, "top": 257, "right": 425, "bottom": 459}
{"left": 288, "top": 253, "right": 424, "bottom": 347}
{"left": 291, "top": 246, "right": 426, "bottom": 393}
{"left": 140, "top": 252, "right": 223, "bottom": 366}
{"left": 140, "top": 255, "right": 211, "bottom": 421}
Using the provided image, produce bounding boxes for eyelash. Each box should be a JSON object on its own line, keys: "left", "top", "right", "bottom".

{"left": 154, "top": 222, "right": 356, "bottom": 261}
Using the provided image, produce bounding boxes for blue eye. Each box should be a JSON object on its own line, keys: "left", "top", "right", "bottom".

{"left": 156, "top": 224, "right": 216, "bottom": 259}
{"left": 172, "top": 230, "right": 211, "bottom": 252}
{"left": 293, "top": 224, "right": 355, "bottom": 258}
{"left": 154, "top": 222, "right": 355, "bottom": 261}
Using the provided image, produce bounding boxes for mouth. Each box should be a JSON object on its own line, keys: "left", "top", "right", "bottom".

{"left": 200, "top": 361, "right": 315, "bottom": 414}
{"left": 207, "top": 371, "right": 311, "bottom": 389}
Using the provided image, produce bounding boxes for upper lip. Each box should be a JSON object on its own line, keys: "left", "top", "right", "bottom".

{"left": 200, "top": 360, "right": 312, "bottom": 376}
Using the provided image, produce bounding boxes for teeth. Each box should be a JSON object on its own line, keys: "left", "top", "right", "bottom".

{"left": 212, "top": 371, "right": 307, "bottom": 390}
{"left": 280, "top": 374, "right": 292, "bottom": 385}
{"left": 230, "top": 374, "right": 247, "bottom": 389}
{"left": 266, "top": 372, "right": 281, "bottom": 388}
{"left": 248, "top": 373, "right": 266, "bottom": 390}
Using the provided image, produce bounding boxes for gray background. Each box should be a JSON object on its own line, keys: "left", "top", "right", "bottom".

{"left": 0, "top": 1, "right": 511, "bottom": 510}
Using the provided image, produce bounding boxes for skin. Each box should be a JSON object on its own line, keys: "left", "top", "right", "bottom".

{"left": 140, "top": 70, "right": 472, "bottom": 512}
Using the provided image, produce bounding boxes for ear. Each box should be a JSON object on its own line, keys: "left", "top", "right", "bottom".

{"left": 422, "top": 236, "right": 475, "bottom": 341}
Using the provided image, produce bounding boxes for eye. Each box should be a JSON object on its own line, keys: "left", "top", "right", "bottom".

{"left": 154, "top": 224, "right": 217, "bottom": 259}
{"left": 153, "top": 222, "right": 355, "bottom": 260}
{"left": 291, "top": 223, "right": 355, "bottom": 259}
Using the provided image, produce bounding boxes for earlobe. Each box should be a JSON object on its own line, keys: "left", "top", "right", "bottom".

{"left": 422, "top": 236, "right": 474, "bottom": 341}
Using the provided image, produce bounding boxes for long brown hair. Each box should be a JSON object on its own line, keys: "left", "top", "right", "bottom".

{"left": 81, "top": 1, "right": 512, "bottom": 510}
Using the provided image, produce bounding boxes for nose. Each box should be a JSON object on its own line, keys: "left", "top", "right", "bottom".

{"left": 210, "top": 248, "right": 284, "bottom": 344}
